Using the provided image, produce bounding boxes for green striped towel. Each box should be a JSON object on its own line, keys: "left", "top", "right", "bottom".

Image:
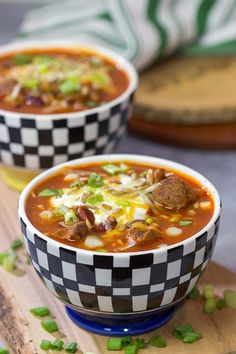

{"left": 18, "top": 0, "right": 236, "bottom": 70}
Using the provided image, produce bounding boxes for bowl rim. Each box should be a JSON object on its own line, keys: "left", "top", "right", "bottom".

{"left": 0, "top": 40, "right": 138, "bottom": 119}
{"left": 18, "top": 154, "right": 221, "bottom": 257}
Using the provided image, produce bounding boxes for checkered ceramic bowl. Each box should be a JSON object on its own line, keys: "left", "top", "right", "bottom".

{"left": 0, "top": 41, "right": 137, "bottom": 190}
{"left": 18, "top": 155, "right": 221, "bottom": 336}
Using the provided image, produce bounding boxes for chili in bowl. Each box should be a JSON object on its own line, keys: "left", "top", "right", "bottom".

{"left": 0, "top": 41, "right": 137, "bottom": 191}
{"left": 18, "top": 154, "right": 221, "bottom": 336}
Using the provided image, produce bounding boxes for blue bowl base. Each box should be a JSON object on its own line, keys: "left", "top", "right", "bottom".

{"left": 65, "top": 306, "right": 175, "bottom": 336}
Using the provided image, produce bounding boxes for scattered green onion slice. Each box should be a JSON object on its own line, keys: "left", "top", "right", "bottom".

{"left": 134, "top": 338, "right": 146, "bottom": 348}
{"left": 187, "top": 286, "right": 200, "bottom": 300}
{"left": 124, "top": 345, "right": 137, "bottom": 354}
{"left": 41, "top": 318, "right": 58, "bottom": 333}
{"left": 107, "top": 338, "right": 123, "bottom": 351}
{"left": 86, "top": 194, "right": 103, "bottom": 205}
{"left": 23, "top": 78, "right": 39, "bottom": 89}
{"left": 172, "top": 324, "right": 193, "bottom": 340}
{"left": 55, "top": 204, "right": 69, "bottom": 216}
{"left": 102, "top": 163, "right": 128, "bottom": 175}
{"left": 10, "top": 238, "right": 23, "bottom": 250}
{"left": 88, "top": 173, "right": 104, "bottom": 188}
{"left": 3, "top": 254, "right": 16, "bottom": 272}
{"left": 116, "top": 199, "right": 131, "bottom": 207}
{"left": 12, "top": 54, "right": 31, "bottom": 65}
{"left": 0, "top": 252, "right": 10, "bottom": 265}
{"left": 50, "top": 339, "right": 64, "bottom": 351}
{"left": 40, "top": 340, "right": 51, "bottom": 350}
{"left": 149, "top": 335, "right": 167, "bottom": 348}
{"left": 59, "top": 77, "right": 80, "bottom": 94}
{"left": 30, "top": 306, "right": 50, "bottom": 317}
{"left": 216, "top": 298, "right": 226, "bottom": 310}
{"left": 224, "top": 289, "right": 236, "bottom": 308}
{"left": 182, "top": 331, "right": 202, "bottom": 343}
{"left": 203, "top": 284, "right": 214, "bottom": 300}
{"left": 123, "top": 336, "right": 133, "bottom": 347}
{"left": 65, "top": 342, "right": 77, "bottom": 353}
{"left": 0, "top": 348, "right": 10, "bottom": 354}
{"left": 204, "top": 298, "right": 216, "bottom": 314}
{"left": 179, "top": 220, "right": 193, "bottom": 226}
{"left": 38, "top": 188, "right": 63, "bottom": 197}
{"left": 64, "top": 209, "right": 77, "bottom": 225}
{"left": 90, "top": 56, "right": 103, "bottom": 67}
{"left": 70, "top": 181, "right": 84, "bottom": 189}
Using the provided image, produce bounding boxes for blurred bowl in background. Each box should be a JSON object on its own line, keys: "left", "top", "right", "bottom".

{"left": 0, "top": 41, "right": 138, "bottom": 191}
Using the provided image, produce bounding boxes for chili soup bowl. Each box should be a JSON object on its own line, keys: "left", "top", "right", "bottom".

{"left": 0, "top": 41, "right": 137, "bottom": 191}
{"left": 18, "top": 154, "right": 221, "bottom": 336}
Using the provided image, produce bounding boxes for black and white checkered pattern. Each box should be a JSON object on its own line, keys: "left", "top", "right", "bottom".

{"left": 19, "top": 215, "right": 220, "bottom": 314}
{"left": 0, "top": 96, "right": 133, "bottom": 170}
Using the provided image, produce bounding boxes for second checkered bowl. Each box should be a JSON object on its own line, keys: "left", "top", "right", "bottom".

{"left": 18, "top": 154, "right": 221, "bottom": 335}
{"left": 0, "top": 41, "right": 137, "bottom": 190}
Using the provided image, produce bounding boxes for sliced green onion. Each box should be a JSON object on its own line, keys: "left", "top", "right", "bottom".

{"left": 134, "top": 338, "right": 146, "bottom": 348}
{"left": 124, "top": 345, "right": 137, "bottom": 354}
{"left": 40, "top": 340, "right": 51, "bottom": 350}
{"left": 102, "top": 163, "right": 128, "bottom": 175}
{"left": 216, "top": 298, "right": 226, "bottom": 310}
{"left": 33, "top": 55, "right": 52, "bottom": 65}
{"left": 55, "top": 204, "right": 70, "bottom": 216}
{"left": 0, "top": 252, "right": 10, "bottom": 265}
{"left": 182, "top": 331, "right": 202, "bottom": 343}
{"left": 64, "top": 209, "right": 77, "bottom": 225}
{"left": 123, "top": 336, "right": 133, "bottom": 346}
{"left": 3, "top": 254, "right": 16, "bottom": 272}
{"left": 86, "top": 194, "right": 103, "bottom": 205}
{"left": 12, "top": 54, "right": 31, "bottom": 65}
{"left": 204, "top": 298, "right": 216, "bottom": 314}
{"left": 179, "top": 220, "right": 193, "bottom": 226}
{"left": 0, "top": 348, "right": 10, "bottom": 354}
{"left": 70, "top": 181, "right": 84, "bottom": 189}
{"left": 116, "top": 199, "right": 131, "bottom": 207}
{"left": 38, "top": 188, "right": 63, "bottom": 197}
{"left": 30, "top": 306, "right": 50, "bottom": 317}
{"left": 92, "top": 72, "right": 109, "bottom": 87}
{"left": 140, "top": 169, "right": 148, "bottom": 177}
{"left": 203, "top": 284, "right": 214, "bottom": 300}
{"left": 90, "top": 56, "right": 103, "bottom": 67}
{"left": 172, "top": 324, "right": 193, "bottom": 340}
{"left": 10, "top": 238, "right": 23, "bottom": 250}
{"left": 88, "top": 173, "right": 104, "bottom": 188}
{"left": 41, "top": 318, "right": 58, "bottom": 333}
{"left": 149, "top": 335, "right": 167, "bottom": 348}
{"left": 107, "top": 338, "right": 123, "bottom": 351}
{"left": 65, "top": 342, "right": 77, "bottom": 353}
{"left": 224, "top": 289, "right": 236, "bottom": 308}
{"left": 187, "top": 286, "right": 200, "bottom": 300}
{"left": 59, "top": 77, "right": 80, "bottom": 94}
{"left": 22, "top": 78, "right": 39, "bottom": 90}
{"left": 50, "top": 339, "right": 64, "bottom": 351}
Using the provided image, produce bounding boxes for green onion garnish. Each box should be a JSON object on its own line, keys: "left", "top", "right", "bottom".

{"left": 12, "top": 54, "right": 31, "bottom": 65}
{"left": 30, "top": 306, "right": 50, "bottom": 317}
{"left": 102, "top": 163, "right": 128, "bottom": 175}
{"left": 149, "top": 335, "right": 167, "bottom": 348}
{"left": 64, "top": 209, "right": 77, "bottom": 225}
{"left": 203, "top": 284, "right": 214, "bottom": 300}
{"left": 107, "top": 338, "right": 123, "bottom": 351}
{"left": 38, "top": 188, "right": 63, "bottom": 197}
{"left": 3, "top": 254, "right": 16, "bottom": 272}
{"left": 23, "top": 78, "right": 39, "bottom": 89}
{"left": 0, "top": 348, "right": 10, "bottom": 354}
{"left": 59, "top": 77, "right": 80, "bottom": 94}
{"left": 10, "top": 238, "right": 23, "bottom": 250}
{"left": 40, "top": 340, "right": 51, "bottom": 350}
{"left": 216, "top": 298, "right": 226, "bottom": 310}
{"left": 41, "top": 318, "right": 58, "bottom": 333}
{"left": 88, "top": 173, "right": 104, "bottom": 188}
{"left": 86, "top": 194, "right": 103, "bottom": 205}
{"left": 224, "top": 289, "right": 236, "bottom": 308}
{"left": 179, "top": 220, "right": 193, "bottom": 226}
{"left": 65, "top": 342, "right": 77, "bottom": 353}
{"left": 50, "top": 339, "right": 64, "bottom": 351}
{"left": 0, "top": 252, "right": 10, "bottom": 265}
{"left": 90, "top": 56, "right": 103, "bottom": 67}
{"left": 134, "top": 338, "right": 146, "bottom": 348}
{"left": 172, "top": 324, "right": 193, "bottom": 340}
{"left": 123, "top": 336, "right": 133, "bottom": 346}
{"left": 124, "top": 345, "right": 137, "bottom": 354}
{"left": 70, "top": 181, "right": 84, "bottom": 189}
{"left": 182, "top": 331, "right": 202, "bottom": 343}
{"left": 116, "top": 199, "right": 131, "bottom": 207}
{"left": 204, "top": 298, "right": 216, "bottom": 314}
{"left": 187, "top": 286, "right": 200, "bottom": 300}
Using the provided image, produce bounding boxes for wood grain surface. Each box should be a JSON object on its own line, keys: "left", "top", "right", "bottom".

{"left": 0, "top": 176, "right": 236, "bottom": 354}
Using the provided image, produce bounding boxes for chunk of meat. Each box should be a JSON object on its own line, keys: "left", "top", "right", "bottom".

{"left": 154, "top": 168, "right": 165, "bottom": 183}
{"left": 105, "top": 216, "right": 117, "bottom": 231}
{"left": 54, "top": 221, "right": 88, "bottom": 242}
{"left": 128, "top": 227, "right": 158, "bottom": 243}
{"left": 77, "top": 206, "right": 95, "bottom": 224}
{"left": 153, "top": 176, "right": 196, "bottom": 210}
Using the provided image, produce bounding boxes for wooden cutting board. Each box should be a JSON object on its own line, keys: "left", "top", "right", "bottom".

{"left": 0, "top": 177, "right": 236, "bottom": 354}
{"left": 129, "top": 56, "right": 236, "bottom": 149}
